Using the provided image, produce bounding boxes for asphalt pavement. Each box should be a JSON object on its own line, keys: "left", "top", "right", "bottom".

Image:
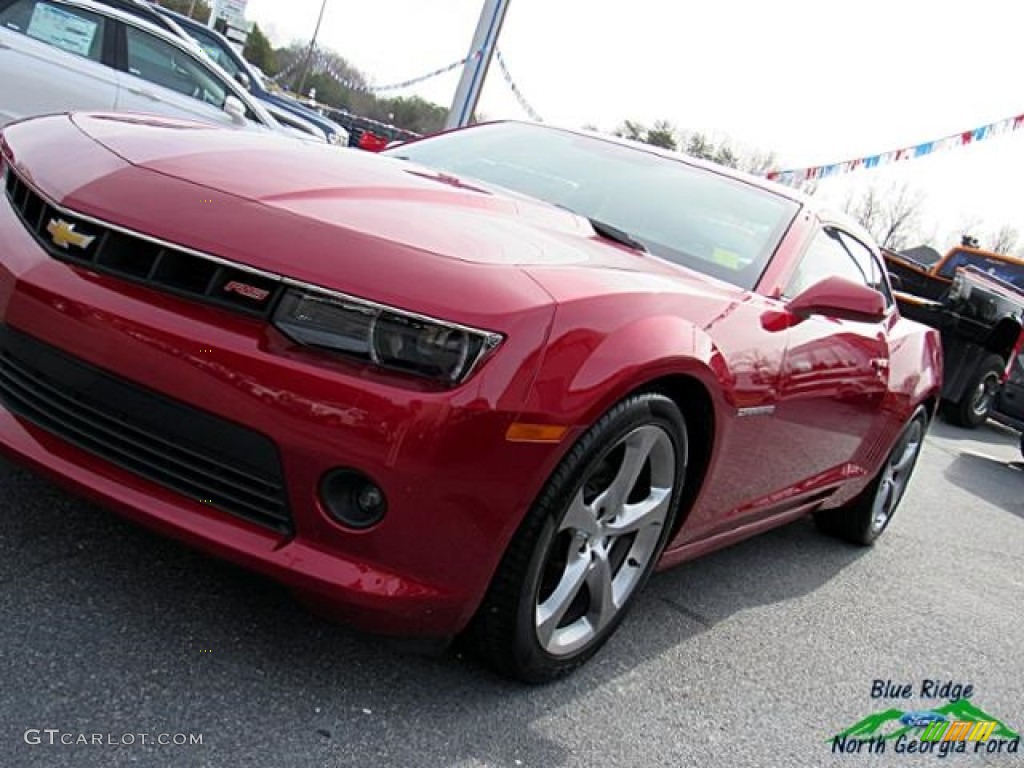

{"left": 1, "top": 418, "right": 1021, "bottom": 767}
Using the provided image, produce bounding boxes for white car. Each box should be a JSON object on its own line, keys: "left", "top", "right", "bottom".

{"left": 0, "top": 0, "right": 306, "bottom": 138}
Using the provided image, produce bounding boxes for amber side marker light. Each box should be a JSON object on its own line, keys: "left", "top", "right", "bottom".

{"left": 505, "top": 424, "right": 570, "bottom": 443}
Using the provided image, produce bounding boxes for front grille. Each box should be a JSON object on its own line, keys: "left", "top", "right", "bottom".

{"left": 0, "top": 325, "right": 292, "bottom": 534}
{"left": 3, "top": 165, "right": 284, "bottom": 318}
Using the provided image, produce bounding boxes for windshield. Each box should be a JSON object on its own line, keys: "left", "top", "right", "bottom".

{"left": 938, "top": 249, "right": 1024, "bottom": 289}
{"left": 384, "top": 123, "right": 799, "bottom": 289}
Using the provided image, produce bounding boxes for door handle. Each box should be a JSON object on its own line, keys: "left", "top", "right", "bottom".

{"left": 126, "top": 86, "right": 160, "bottom": 101}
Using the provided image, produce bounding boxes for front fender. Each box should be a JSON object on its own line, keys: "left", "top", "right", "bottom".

{"left": 519, "top": 309, "right": 727, "bottom": 429}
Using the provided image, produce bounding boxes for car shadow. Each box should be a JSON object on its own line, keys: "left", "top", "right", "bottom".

{"left": 0, "top": 458, "right": 869, "bottom": 767}
{"left": 943, "top": 451, "right": 1024, "bottom": 519}
{"left": 929, "top": 417, "right": 1019, "bottom": 446}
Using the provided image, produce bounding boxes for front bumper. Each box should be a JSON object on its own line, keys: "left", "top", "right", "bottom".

{"left": 0, "top": 179, "right": 565, "bottom": 638}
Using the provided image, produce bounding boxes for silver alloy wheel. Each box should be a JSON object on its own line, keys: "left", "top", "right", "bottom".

{"left": 870, "top": 419, "right": 924, "bottom": 533}
{"left": 970, "top": 372, "right": 1000, "bottom": 419}
{"left": 535, "top": 425, "right": 676, "bottom": 657}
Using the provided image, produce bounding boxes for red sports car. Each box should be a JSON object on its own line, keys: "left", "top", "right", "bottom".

{"left": 0, "top": 114, "right": 941, "bottom": 682}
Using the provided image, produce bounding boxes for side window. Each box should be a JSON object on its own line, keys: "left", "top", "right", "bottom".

{"left": 124, "top": 25, "right": 227, "bottom": 107}
{"left": 835, "top": 231, "right": 894, "bottom": 306}
{"left": 185, "top": 26, "right": 242, "bottom": 79}
{"left": 0, "top": 0, "right": 106, "bottom": 62}
{"left": 785, "top": 229, "right": 869, "bottom": 298}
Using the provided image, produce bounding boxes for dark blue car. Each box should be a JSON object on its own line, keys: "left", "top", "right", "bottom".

{"left": 152, "top": 6, "right": 351, "bottom": 146}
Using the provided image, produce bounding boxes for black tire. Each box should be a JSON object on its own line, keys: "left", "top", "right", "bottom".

{"left": 468, "top": 393, "right": 688, "bottom": 683}
{"left": 815, "top": 406, "right": 928, "bottom": 546}
{"left": 942, "top": 354, "right": 1004, "bottom": 428}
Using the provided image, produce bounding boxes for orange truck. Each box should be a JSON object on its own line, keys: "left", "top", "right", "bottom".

{"left": 883, "top": 239, "right": 1024, "bottom": 428}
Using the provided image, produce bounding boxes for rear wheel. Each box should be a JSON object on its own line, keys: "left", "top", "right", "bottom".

{"left": 469, "top": 393, "right": 687, "bottom": 683}
{"left": 815, "top": 406, "right": 927, "bottom": 546}
{"left": 943, "top": 354, "right": 1004, "bottom": 428}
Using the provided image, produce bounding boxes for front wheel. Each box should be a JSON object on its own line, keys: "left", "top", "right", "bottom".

{"left": 469, "top": 393, "right": 688, "bottom": 683}
{"left": 942, "top": 354, "right": 1004, "bottom": 428}
{"left": 815, "top": 406, "right": 928, "bottom": 546}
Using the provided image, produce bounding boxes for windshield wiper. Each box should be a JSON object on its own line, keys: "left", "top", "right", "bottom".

{"left": 587, "top": 218, "right": 647, "bottom": 253}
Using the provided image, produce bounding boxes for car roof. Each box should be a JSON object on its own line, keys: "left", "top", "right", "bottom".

{"left": 950, "top": 244, "right": 1024, "bottom": 266}
{"left": 55, "top": 0, "right": 204, "bottom": 48}
{"left": 152, "top": 4, "right": 214, "bottom": 32}
{"left": 78, "top": 0, "right": 189, "bottom": 37}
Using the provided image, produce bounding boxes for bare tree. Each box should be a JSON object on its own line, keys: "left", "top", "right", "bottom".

{"left": 740, "top": 149, "right": 778, "bottom": 176}
{"left": 989, "top": 224, "right": 1019, "bottom": 254}
{"left": 843, "top": 186, "right": 883, "bottom": 239}
{"left": 880, "top": 183, "right": 927, "bottom": 250}
{"left": 613, "top": 120, "right": 646, "bottom": 143}
{"left": 612, "top": 121, "right": 774, "bottom": 171}
{"left": 843, "top": 182, "right": 926, "bottom": 250}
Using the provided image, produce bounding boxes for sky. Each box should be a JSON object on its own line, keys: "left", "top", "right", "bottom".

{"left": 242, "top": 0, "right": 1024, "bottom": 250}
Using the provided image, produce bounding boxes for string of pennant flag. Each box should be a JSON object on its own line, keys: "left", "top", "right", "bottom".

{"left": 268, "top": 55, "right": 301, "bottom": 84}
{"left": 270, "top": 47, "right": 543, "bottom": 121}
{"left": 275, "top": 49, "right": 481, "bottom": 94}
{"left": 766, "top": 110, "right": 1024, "bottom": 185}
{"left": 494, "top": 49, "right": 543, "bottom": 122}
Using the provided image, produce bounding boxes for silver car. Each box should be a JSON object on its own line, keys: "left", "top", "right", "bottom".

{"left": 0, "top": 0, "right": 312, "bottom": 138}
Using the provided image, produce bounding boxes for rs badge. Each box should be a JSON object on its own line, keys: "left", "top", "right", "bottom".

{"left": 223, "top": 281, "right": 271, "bottom": 301}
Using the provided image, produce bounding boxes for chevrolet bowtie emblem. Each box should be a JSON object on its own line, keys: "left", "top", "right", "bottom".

{"left": 46, "top": 218, "right": 95, "bottom": 250}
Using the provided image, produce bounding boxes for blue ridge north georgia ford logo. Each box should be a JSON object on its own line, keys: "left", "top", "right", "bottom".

{"left": 831, "top": 679, "right": 1020, "bottom": 758}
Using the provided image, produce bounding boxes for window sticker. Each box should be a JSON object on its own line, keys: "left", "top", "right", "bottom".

{"left": 27, "top": 3, "right": 98, "bottom": 57}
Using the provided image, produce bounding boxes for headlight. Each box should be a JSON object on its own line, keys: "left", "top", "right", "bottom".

{"left": 327, "top": 129, "right": 350, "bottom": 146}
{"left": 272, "top": 288, "right": 503, "bottom": 383}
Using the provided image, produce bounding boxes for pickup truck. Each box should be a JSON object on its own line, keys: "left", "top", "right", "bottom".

{"left": 883, "top": 240, "right": 1024, "bottom": 428}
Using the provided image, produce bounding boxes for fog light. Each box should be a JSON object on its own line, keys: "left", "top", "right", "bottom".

{"left": 320, "top": 469, "right": 388, "bottom": 529}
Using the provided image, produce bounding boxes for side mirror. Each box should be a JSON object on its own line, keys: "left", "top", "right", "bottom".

{"left": 787, "top": 276, "right": 886, "bottom": 323}
{"left": 223, "top": 95, "right": 246, "bottom": 125}
{"left": 234, "top": 71, "right": 252, "bottom": 91}
{"left": 887, "top": 271, "right": 903, "bottom": 291}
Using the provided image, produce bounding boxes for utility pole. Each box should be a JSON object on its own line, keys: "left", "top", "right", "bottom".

{"left": 187, "top": 0, "right": 197, "bottom": 18}
{"left": 445, "top": 0, "right": 510, "bottom": 130}
{"left": 295, "top": 0, "right": 329, "bottom": 97}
